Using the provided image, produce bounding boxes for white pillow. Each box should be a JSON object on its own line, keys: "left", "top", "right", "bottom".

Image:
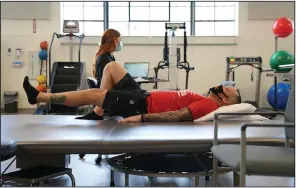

{"left": 195, "top": 103, "right": 268, "bottom": 122}
{"left": 223, "top": 114, "right": 269, "bottom": 121}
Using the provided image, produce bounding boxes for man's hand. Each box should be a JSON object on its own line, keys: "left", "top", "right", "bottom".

{"left": 118, "top": 115, "right": 141, "bottom": 123}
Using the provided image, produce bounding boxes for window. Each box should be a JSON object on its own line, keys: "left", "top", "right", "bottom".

{"left": 170, "top": 2, "right": 191, "bottom": 36}
{"left": 60, "top": 1, "right": 238, "bottom": 37}
{"left": 60, "top": 2, "right": 104, "bottom": 36}
{"left": 109, "top": 2, "right": 129, "bottom": 36}
{"left": 195, "top": 2, "right": 238, "bottom": 36}
{"left": 130, "top": 2, "right": 169, "bottom": 21}
{"left": 108, "top": 1, "right": 190, "bottom": 36}
{"left": 129, "top": 2, "right": 170, "bottom": 36}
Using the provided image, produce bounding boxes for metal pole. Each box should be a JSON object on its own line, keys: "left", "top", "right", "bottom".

{"left": 240, "top": 128, "right": 247, "bottom": 186}
{"left": 104, "top": 2, "right": 109, "bottom": 30}
{"left": 213, "top": 117, "right": 219, "bottom": 185}
{"left": 78, "top": 34, "right": 84, "bottom": 62}
{"left": 190, "top": 2, "right": 195, "bottom": 36}
{"left": 45, "top": 59, "right": 47, "bottom": 88}
{"left": 274, "top": 36, "right": 278, "bottom": 111}
{"left": 169, "top": 29, "right": 178, "bottom": 89}
{"left": 48, "top": 32, "right": 57, "bottom": 86}
{"left": 232, "top": 70, "right": 235, "bottom": 81}
{"left": 125, "top": 174, "right": 129, "bottom": 187}
{"left": 67, "top": 173, "right": 76, "bottom": 187}
{"left": 226, "top": 57, "right": 230, "bottom": 81}
{"left": 275, "top": 36, "right": 278, "bottom": 52}
{"left": 69, "top": 34, "right": 73, "bottom": 62}
{"left": 194, "top": 177, "right": 199, "bottom": 186}
{"left": 154, "top": 67, "right": 159, "bottom": 89}
{"left": 184, "top": 27, "right": 187, "bottom": 63}
{"left": 274, "top": 76, "right": 278, "bottom": 111}
{"left": 164, "top": 27, "right": 168, "bottom": 62}
{"left": 185, "top": 70, "right": 189, "bottom": 89}
{"left": 255, "top": 57, "right": 262, "bottom": 106}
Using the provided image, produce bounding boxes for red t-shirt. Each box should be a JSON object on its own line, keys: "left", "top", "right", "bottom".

{"left": 146, "top": 90, "right": 219, "bottom": 120}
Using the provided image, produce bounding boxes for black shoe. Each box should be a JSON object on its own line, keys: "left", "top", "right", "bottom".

{"left": 75, "top": 111, "right": 103, "bottom": 120}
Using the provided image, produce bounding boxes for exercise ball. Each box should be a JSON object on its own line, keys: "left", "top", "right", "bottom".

{"left": 40, "top": 41, "right": 48, "bottom": 50}
{"left": 39, "top": 50, "right": 48, "bottom": 60}
{"left": 273, "top": 17, "right": 294, "bottom": 38}
{"left": 267, "top": 82, "right": 290, "bottom": 109}
{"left": 37, "top": 75, "right": 47, "bottom": 84}
{"left": 36, "top": 84, "right": 47, "bottom": 92}
{"left": 270, "top": 50, "right": 294, "bottom": 73}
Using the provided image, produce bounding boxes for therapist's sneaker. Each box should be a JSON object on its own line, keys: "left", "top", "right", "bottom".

{"left": 23, "top": 76, "right": 39, "bottom": 105}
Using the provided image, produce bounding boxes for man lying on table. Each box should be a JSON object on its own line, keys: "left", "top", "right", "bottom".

{"left": 23, "top": 61, "right": 241, "bottom": 123}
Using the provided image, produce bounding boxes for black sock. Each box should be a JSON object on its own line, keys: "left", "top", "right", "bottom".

{"left": 23, "top": 76, "right": 39, "bottom": 105}
{"left": 75, "top": 111, "right": 103, "bottom": 120}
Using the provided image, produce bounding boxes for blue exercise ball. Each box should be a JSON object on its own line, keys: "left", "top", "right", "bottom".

{"left": 39, "top": 50, "right": 48, "bottom": 60}
{"left": 267, "top": 82, "right": 290, "bottom": 109}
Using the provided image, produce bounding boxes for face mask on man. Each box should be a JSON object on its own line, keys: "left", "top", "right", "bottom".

{"left": 115, "top": 41, "right": 123, "bottom": 52}
{"left": 209, "top": 85, "right": 229, "bottom": 100}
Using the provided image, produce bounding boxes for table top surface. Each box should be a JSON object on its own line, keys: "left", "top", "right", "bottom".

{"left": 1, "top": 115, "right": 287, "bottom": 153}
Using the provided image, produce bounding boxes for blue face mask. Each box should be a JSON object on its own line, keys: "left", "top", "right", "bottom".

{"left": 115, "top": 41, "right": 123, "bottom": 52}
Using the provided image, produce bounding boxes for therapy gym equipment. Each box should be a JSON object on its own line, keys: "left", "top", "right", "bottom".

{"left": 226, "top": 56, "right": 263, "bottom": 107}
{"left": 267, "top": 82, "right": 291, "bottom": 109}
{"left": 48, "top": 20, "right": 85, "bottom": 86}
{"left": 270, "top": 50, "right": 294, "bottom": 73}
{"left": 34, "top": 41, "right": 49, "bottom": 115}
{"left": 226, "top": 17, "right": 294, "bottom": 110}
{"left": 46, "top": 20, "right": 87, "bottom": 114}
{"left": 154, "top": 22, "right": 194, "bottom": 90}
{"left": 266, "top": 17, "right": 294, "bottom": 110}
{"left": 272, "top": 17, "right": 294, "bottom": 38}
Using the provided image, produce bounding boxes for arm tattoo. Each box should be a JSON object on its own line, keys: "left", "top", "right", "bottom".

{"left": 142, "top": 107, "right": 193, "bottom": 122}
{"left": 50, "top": 94, "right": 67, "bottom": 104}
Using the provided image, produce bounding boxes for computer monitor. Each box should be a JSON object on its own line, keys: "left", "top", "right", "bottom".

{"left": 124, "top": 62, "right": 150, "bottom": 78}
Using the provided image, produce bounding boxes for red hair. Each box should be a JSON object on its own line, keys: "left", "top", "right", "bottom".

{"left": 93, "top": 29, "right": 121, "bottom": 77}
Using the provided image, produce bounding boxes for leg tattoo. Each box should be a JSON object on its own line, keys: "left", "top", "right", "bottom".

{"left": 50, "top": 94, "right": 67, "bottom": 104}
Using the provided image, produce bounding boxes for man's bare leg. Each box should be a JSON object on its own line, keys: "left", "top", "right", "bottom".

{"left": 38, "top": 89, "right": 107, "bottom": 107}
{"left": 23, "top": 76, "right": 107, "bottom": 107}
{"left": 75, "top": 61, "right": 129, "bottom": 119}
{"left": 100, "top": 61, "right": 128, "bottom": 89}
{"left": 93, "top": 61, "right": 128, "bottom": 115}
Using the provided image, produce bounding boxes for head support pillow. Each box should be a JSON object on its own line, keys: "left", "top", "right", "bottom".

{"left": 195, "top": 103, "right": 269, "bottom": 122}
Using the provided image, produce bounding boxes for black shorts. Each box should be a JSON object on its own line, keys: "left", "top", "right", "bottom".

{"left": 102, "top": 74, "right": 149, "bottom": 118}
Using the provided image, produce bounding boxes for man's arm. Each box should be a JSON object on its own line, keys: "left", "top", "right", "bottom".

{"left": 141, "top": 107, "right": 193, "bottom": 122}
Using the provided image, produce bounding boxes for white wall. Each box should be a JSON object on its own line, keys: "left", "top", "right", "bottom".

{"left": 1, "top": 2, "right": 294, "bottom": 109}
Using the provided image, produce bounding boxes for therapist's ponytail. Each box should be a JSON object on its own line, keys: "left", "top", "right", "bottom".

{"left": 93, "top": 29, "right": 121, "bottom": 77}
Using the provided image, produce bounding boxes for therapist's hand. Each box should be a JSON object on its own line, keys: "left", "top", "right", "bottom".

{"left": 118, "top": 115, "right": 141, "bottom": 123}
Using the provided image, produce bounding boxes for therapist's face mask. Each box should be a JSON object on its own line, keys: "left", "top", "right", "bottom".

{"left": 209, "top": 85, "right": 229, "bottom": 100}
{"left": 115, "top": 41, "right": 123, "bottom": 52}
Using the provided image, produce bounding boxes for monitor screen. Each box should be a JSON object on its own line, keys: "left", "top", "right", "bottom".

{"left": 63, "top": 20, "right": 79, "bottom": 33}
{"left": 124, "top": 62, "right": 149, "bottom": 78}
